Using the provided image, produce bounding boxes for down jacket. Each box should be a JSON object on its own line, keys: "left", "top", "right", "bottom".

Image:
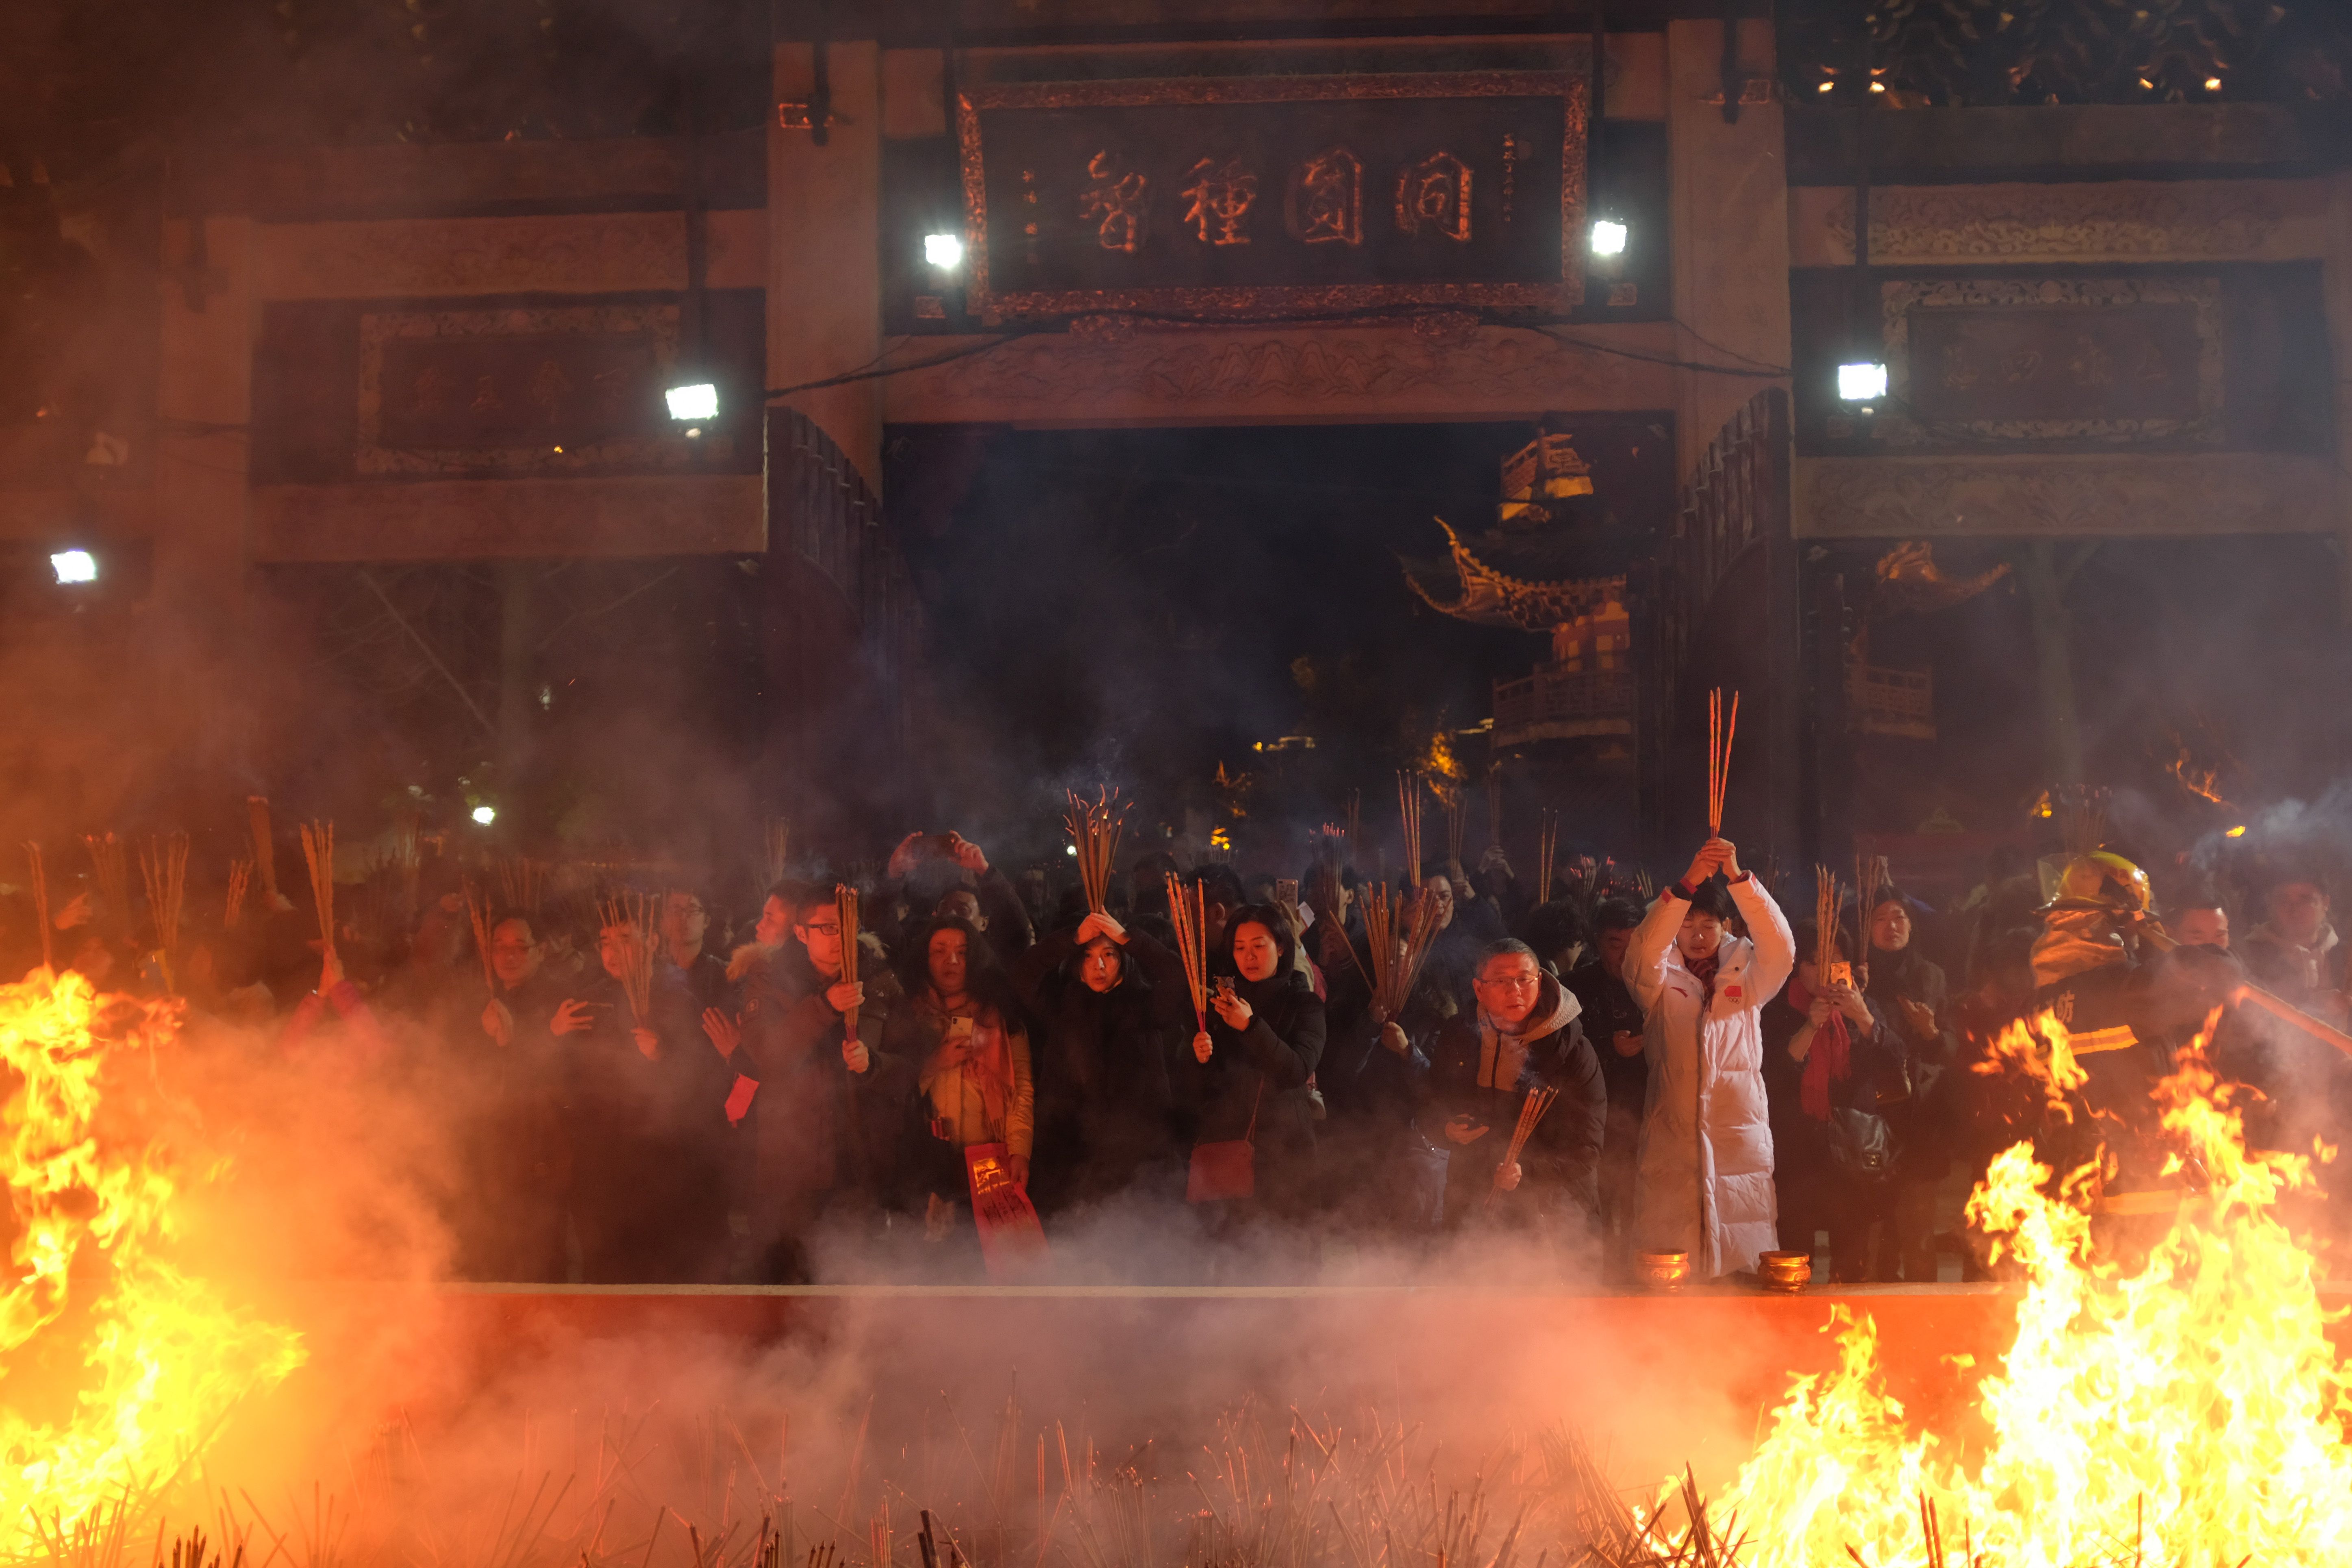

{"left": 1624, "top": 876, "right": 1795, "bottom": 1278}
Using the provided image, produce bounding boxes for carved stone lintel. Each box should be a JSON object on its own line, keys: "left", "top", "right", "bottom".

{"left": 1824, "top": 183, "right": 2291, "bottom": 264}
{"left": 1794, "top": 453, "right": 2343, "bottom": 539}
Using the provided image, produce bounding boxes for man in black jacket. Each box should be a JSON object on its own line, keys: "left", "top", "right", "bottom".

{"left": 1416, "top": 939, "right": 1607, "bottom": 1248}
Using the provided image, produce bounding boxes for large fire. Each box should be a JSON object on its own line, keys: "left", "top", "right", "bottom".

{"left": 0, "top": 968, "right": 304, "bottom": 1540}
{"left": 1718, "top": 1015, "right": 2352, "bottom": 1566}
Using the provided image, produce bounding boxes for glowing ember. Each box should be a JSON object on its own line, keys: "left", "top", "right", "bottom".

{"left": 1718, "top": 1014, "right": 2352, "bottom": 1565}
{"left": 0, "top": 968, "right": 304, "bottom": 1539}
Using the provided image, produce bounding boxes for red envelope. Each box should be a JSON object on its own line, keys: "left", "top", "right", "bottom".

{"left": 724, "top": 1073, "right": 759, "bottom": 1124}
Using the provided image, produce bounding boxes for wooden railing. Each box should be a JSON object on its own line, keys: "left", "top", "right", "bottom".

{"left": 1493, "top": 665, "right": 1636, "bottom": 746}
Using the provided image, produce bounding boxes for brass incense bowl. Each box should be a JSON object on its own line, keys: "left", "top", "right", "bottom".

{"left": 1634, "top": 1250, "right": 1692, "bottom": 1293}
{"left": 1757, "top": 1250, "right": 1814, "bottom": 1292}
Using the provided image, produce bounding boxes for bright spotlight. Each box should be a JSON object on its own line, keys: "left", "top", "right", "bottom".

{"left": 665, "top": 382, "right": 719, "bottom": 421}
{"left": 1837, "top": 361, "right": 1889, "bottom": 402}
{"left": 471, "top": 805, "right": 497, "bottom": 826}
{"left": 50, "top": 549, "right": 98, "bottom": 585}
{"left": 1589, "top": 219, "right": 1628, "bottom": 257}
{"left": 1064, "top": 844, "right": 1078, "bottom": 857}
{"left": 924, "top": 233, "right": 965, "bottom": 270}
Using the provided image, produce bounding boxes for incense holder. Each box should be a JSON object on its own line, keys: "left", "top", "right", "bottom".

{"left": 1635, "top": 1250, "right": 1691, "bottom": 1293}
{"left": 1757, "top": 1250, "right": 1813, "bottom": 1292}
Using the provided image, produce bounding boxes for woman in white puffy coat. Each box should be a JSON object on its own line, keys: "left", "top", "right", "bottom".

{"left": 1623, "top": 837, "right": 1796, "bottom": 1279}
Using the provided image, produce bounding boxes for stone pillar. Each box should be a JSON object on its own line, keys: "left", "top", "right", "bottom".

{"left": 2329, "top": 172, "right": 2352, "bottom": 624}
{"left": 1664, "top": 19, "right": 1791, "bottom": 476}
{"left": 770, "top": 39, "right": 885, "bottom": 489}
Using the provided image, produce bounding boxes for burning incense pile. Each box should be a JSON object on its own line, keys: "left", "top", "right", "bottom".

{"left": 598, "top": 892, "right": 658, "bottom": 1023}
{"left": 1485, "top": 1085, "right": 1559, "bottom": 1209}
{"left": 1063, "top": 789, "right": 1127, "bottom": 915}
{"left": 137, "top": 833, "right": 188, "bottom": 990}
{"left": 1706, "top": 687, "right": 1740, "bottom": 835}
{"left": 298, "top": 821, "right": 337, "bottom": 961}
{"left": 1396, "top": 773, "right": 1425, "bottom": 887}
{"left": 836, "top": 884, "right": 863, "bottom": 1041}
{"left": 83, "top": 832, "right": 128, "bottom": 942}
{"left": 1363, "top": 884, "right": 1440, "bottom": 1020}
{"left": 1165, "top": 873, "right": 1211, "bottom": 1034}
{"left": 24, "top": 843, "right": 51, "bottom": 973}
{"left": 246, "top": 796, "right": 280, "bottom": 902}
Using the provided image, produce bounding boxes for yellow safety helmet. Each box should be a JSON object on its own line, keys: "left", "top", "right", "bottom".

{"left": 2038, "top": 850, "right": 2152, "bottom": 916}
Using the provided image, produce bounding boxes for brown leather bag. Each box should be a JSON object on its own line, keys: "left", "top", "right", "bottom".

{"left": 1187, "top": 1081, "right": 1264, "bottom": 1203}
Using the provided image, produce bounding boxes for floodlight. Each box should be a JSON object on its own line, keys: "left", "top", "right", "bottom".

{"left": 1837, "top": 361, "right": 1889, "bottom": 402}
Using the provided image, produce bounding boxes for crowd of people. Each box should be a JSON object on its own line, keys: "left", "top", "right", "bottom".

{"left": 28, "top": 814, "right": 2352, "bottom": 1287}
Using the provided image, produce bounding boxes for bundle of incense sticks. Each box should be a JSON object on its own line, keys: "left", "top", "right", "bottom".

{"left": 299, "top": 820, "right": 337, "bottom": 961}
{"left": 137, "top": 832, "right": 189, "bottom": 988}
{"left": 1854, "top": 850, "right": 1885, "bottom": 933}
{"left": 1443, "top": 792, "right": 1465, "bottom": 869}
{"left": 497, "top": 855, "right": 547, "bottom": 913}
{"left": 1485, "top": 1084, "right": 1561, "bottom": 1210}
{"left": 24, "top": 843, "right": 51, "bottom": 973}
{"left": 224, "top": 859, "right": 252, "bottom": 931}
{"left": 597, "top": 892, "right": 657, "bottom": 1023}
{"left": 1486, "top": 767, "right": 1503, "bottom": 853}
{"left": 1396, "top": 773, "right": 1425, "bottom": 888}
{"left": 1706, "top": 687, "right": 1741, "bottom": 836}
{"left": 1062, "top": 788, "right": 1127, "bottom": 915}
{"left": 246, "top": 796, "right": 280, "bottom": 900}
{"left": 1165, "top": 873, "right": 1210, "bottom": 1033}
{"left": 1815, "top": 866, "right": 1845, "bottom": 977}
{"left": 1537, "top": 809, "right": 1562, "bottom": 906}
{"left": 836, "top": 885, "right": 862, "bottom": 1040}
{"left": 463, "top": 880, "right": 497, "bottom": 990}
{"left": 1364, "top": 883, "right": 1440, "bottom": 1020}
{"left": 764, "top": 817, "right": 792, "bottom": 889}
{"left": 83, "top": 833, "right": 128, "bottom": 942}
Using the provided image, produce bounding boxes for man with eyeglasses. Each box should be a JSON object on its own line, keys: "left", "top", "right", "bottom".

{"left": 661, "top": 888, "right": 731, "bottom": 1007}
{"left": 1409, "top": 938, "right": 1608, "bottom": 1242}
{"left": 709, "top": 879, "right": 912, "bottom": 1281}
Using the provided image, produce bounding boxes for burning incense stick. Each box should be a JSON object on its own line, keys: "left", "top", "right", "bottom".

{"left": 837, "top": 885, "right": 862, "bottom": 1041}
{"left": 1165, "top": 873, "right": 1210, "bottom": 1033}
{"left": 83, "top": 833, "right": 128, "bottom": 942}
{"left": 597, "top": 891, "right": 658, "bottom": 1023}
{"left": 1364, "top": 884, "right": 1440, "bottom": 1021}
{"left": 496, "top": 855, "right": 546, "bottom": 914}
{"left": 764, "top": 818, "right": 792, "bottom": 890}
{"left": 224, "top": 859, "right": 252, "bottom": 931}
{"left": 1062, "top": 789, "right": 1128, "bottom": 915}
{"left": 25, "top": 842, "right": 51, "bottom": 974}
{"left": 1341, "top": 789, "right": 1361, "bottom": 871}
{"left": 245, "top": 796, "right": 279, "bottom": 901}
{"left": 137, "top": 832, "right": 189, "bottom": 990}
{"left": 1706, "top": 688, "right": 1741, "bottom": 836}
{"left": 1396, "top": 773, "right": 1424, "bottom": 888}
{"left": 463, "top": 879, "right": 497, "bottom": 990}
{"left": 1485, "top": 1085, "right": 1561, "bottom": 1210}
{"left": 1442, "top": 792, "right": 1465, "bottom": 870}
{"left": 1537, "top": 809, "right": 1561, "bottom": 907}
{"left": 1815, "top": 866, "right": 1845, "bottom": 979}
{"left": 299, "top": 821, "right": 337, "bottom": 961}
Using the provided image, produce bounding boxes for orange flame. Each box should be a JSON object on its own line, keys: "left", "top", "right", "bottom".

{"left": 2161, "top": 731, "right": 2233, "bottom": 808}
{"left": 1715, "top": 1015, "right": 2352, "bottom": 1564}
{"left": 0, "top": 968, "right": 304, "bottom": 1537}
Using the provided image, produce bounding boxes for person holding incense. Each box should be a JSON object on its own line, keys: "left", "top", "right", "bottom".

{"left": 554, "top": 910, "right": 730, "bottom": 1283}
{"left": 1762, "top": 921, "right": 1905, "bottom": 1284}
{"left": 1860, "top": 885, "right": 1960, "bottom": 1283}
{"left": 1418, "top": 938, "right": 1607, "bottom": 1241}
{"left": 1625, "top": 837, "right": 1795, "bottom": 1280}
{"left": 1185, "top": 904, "right": 1326, "bottom": 1240}
{"left": 454, "top": 910, "right": 571, "bottom": 1282}
{"left": 721, "top": 879, "right": 911, "bottom": 1283}
{"left": 1009, "top": 908, "right": 1185, "bottom": 1218}
{"left": 885, "top": 916, "right": 1035, "bottom": 1258}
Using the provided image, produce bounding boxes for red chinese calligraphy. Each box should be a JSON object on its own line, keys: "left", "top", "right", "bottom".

{"left": 1081, "top": 152, "right": 1149, "bottom": 254}
{"left": 1396, "top": 152, "right": 1473, "bottom": 243}
{"left": 1285, "top": 148, "right": 1362, "bottom": 246}
{"left": 1179, "top": 157, "right": 1258, "bottom": 246}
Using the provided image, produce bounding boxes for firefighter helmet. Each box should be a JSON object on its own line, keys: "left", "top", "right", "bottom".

{"left": 2039, "top": 850, "right": 2152, "bottom": 916}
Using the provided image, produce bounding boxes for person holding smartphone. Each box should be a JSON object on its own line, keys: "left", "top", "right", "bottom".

{"left": 1185, "top": 904, "right": 1326, "bottom": 1246}
{"left": 885, "top": 915, "right": 1035, "bottom": 1254}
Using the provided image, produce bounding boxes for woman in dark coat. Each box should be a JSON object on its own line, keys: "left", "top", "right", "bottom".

{"left": 1763, "top": 921, "right": 1908, "bottom": 1283}
{"left": 1862, "top": 887, "right": 1959, "bottom": 1281}
{"left": 1010, "top": 910, "right": 1185, "bottom": 1217}
{"left": 1183, "top": 903, "right": 1326, "bottom": 1233}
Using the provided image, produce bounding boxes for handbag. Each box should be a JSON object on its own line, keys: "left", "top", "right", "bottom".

{"left": 1826, "top": 1106, "right": 1895, "bottom": 1181}
{"left": 1187, "top": 1081, "right": 1265, "bottom": 1204}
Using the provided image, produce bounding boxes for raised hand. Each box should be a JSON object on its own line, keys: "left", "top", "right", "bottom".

{"left": 551, "top": 998, "right": 593, "bottom": 1037}
{"left": 481, "top": 997, "right": 514, "bottom": 1046}
{"left": 824, "top": 979, "right": 865, "bottom": 1014}
{"left": 887, "top": 831, "right": 927, "bottom": 880}
{"left": 1192, "top": 1030, "right": 1214, "bottom": 1064}
{"left": 702, "top": 1007, "right": 742, "bottom": 1058}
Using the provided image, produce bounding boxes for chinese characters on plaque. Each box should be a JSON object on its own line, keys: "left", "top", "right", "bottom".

{"left": 956, "top": 71, "right": 1587, "bottom": 318}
